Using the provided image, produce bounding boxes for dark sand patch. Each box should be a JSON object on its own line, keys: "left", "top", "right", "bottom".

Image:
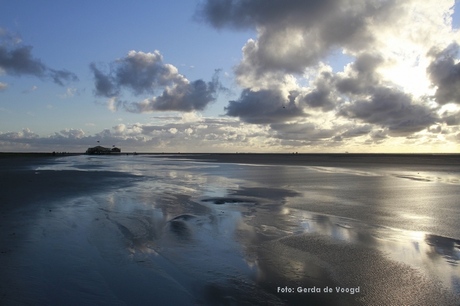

{"left": 201, "top": 197, "right": 257, "bottom": 205}
{"left": 199, "top": 187, "right": 301, "bottom": 207}
{"left": 165, "top": 216, "right": 197, "bottom": 241}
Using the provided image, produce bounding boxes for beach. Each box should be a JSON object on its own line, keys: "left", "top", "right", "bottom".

{"left": 1, "top": 154, "right": 459, "bottom": 305}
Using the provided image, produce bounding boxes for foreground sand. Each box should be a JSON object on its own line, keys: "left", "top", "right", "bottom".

{"left": 1, "top": 154, "right": 459, "bottom": 305}
{"left": 0, "top": 155, "right": 137, "bottom": 213}
{"left": 0, "top": 155, "right": 141, "bottom": 304}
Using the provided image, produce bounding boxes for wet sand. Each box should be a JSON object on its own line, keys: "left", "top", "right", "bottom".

{"left": 1, "top": 154, "right": 459, "bottom": 305}
{"left": 0, "top": 155, "right": 141, "bottom": 304}
{"left": 158, "top": 152, "right": 460, "bottom": 167}
{"left": 0, "top": 155, "right": 138, "bottom": 212}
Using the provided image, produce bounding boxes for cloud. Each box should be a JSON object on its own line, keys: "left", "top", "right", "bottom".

{"left": 225, "top": 88, "right": 305, "bottom": 124}
{"left": 197, "top": 0, "right": 402, "bottom": 78}
{"left": 198, "top": 0, "right": 457, "bottom": 81}
{"left": 427, "top": 43, "right": 460, "bottom": 104}
{"left": 0, "top": 82, "right": 7, "bottom": 91}
{"left": 225, "top": 47, "right": 440, "bottom": 137}
{"left": 91, "top": 51, "right": 223, "bottom": 112}
{"left": 89, "top": 63, "right": 119, "bottom": 97}
{"left": 331, "top": 52, "right": 439, "bottom": 135}
{"left": 339, "top": 87, "right": 437, "bottom": 136}
{"left": 0, "top": 128, "right": 39, "bottom": 140}
{"left": 115, "top": 50, "right": 181, "bottom": 95}
{"left": 22, "top": 85, "right": 38, "bottom": 94}
{"left": 196, "top": 0, "right": 460, "bottom": 146}
{"left": 106, "top": 97, "right": 123, "bottom": 112}
{"left": 126, "top": 77, "right": 220, "bottom": 113}
{"left": 91, "top": 50, "right": 183, "bottom": 97}
{"left": 0, "top": 31, "right": 78, "bottom": 85}
{"left": 338, "top": 124, "right": 373, "bottom": 140}
{"left": 48, "top": 69, "right": 79, "bottom": 86}
{"left": 335, "top": 52, "right": 385, "bottom": 95}
{"left": 0, "top": 45, "right": 47, "bottom": 75}
{"left": 56, "top": 128, "right": 85, "bottom": 139}
{"left": 1, "top": 113, "right": 458, "bottom": 153}
{"left": 270, "top": 122, "right": 336, "bottom": 142}
{"left": 439, "top": 105, "right": 460, "bottom": 126}
{"left": 0, "top": 117, "right": 274, "bottom": 152}
{"left": 58, "top": 87, "right": 78, "bottom": 99}
{"left": 297, "top": 68, "right": 337, "bottom": 111}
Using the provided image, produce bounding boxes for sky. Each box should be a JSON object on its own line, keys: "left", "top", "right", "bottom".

{"left": 1, "top": 0, "right": 460, "bottom": 153}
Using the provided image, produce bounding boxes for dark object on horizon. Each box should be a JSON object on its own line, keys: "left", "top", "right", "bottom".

{"left": 86, "top": 145, "right": 121, "bottom": 154}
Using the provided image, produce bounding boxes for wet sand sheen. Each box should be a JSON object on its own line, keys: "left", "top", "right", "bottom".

{"left": 1, "top": 154, "right": 459, "bottom": 305}
{"left": 263, "top": 234, "right": 458, "bottom": 305}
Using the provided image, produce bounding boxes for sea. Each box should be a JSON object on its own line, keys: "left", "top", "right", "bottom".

{"left": 3, "top": 154, "right": 460, "bottom": 305}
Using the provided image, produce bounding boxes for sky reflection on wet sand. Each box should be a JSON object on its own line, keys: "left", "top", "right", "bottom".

{"left": 5, "top": 154, "right": 459, "bottom": 305}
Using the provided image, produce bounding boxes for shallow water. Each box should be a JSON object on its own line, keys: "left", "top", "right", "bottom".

{"left": 4, "top": 154, "right": 460, "bottom": 305}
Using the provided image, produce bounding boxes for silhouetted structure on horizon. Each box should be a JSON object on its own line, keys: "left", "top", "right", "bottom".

{"left": 86, "top": 145, "right": 121, "bottom": 154}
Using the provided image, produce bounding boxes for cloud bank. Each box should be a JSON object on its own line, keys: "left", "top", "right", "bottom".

{"left": 0, "top": 116, "right": 273, "bottom": 153}
{"left": 196, "top": 0, "right": 460, "bottom": 148}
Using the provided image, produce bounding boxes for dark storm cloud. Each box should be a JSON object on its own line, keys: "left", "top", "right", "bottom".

{"left": 91, "top": 51, "right": 222, "bottom": 112}
{"left": 0, "top": 39, "right": 78, "bottom": 86}
{"left": 339, "top": 87, "right": 437, "bottom": 136}
{"left": 427, "top": 43, "right": 460, "bottom": 104}
{"left": 225, "top": 88, "right": 304, "bottom": 124}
